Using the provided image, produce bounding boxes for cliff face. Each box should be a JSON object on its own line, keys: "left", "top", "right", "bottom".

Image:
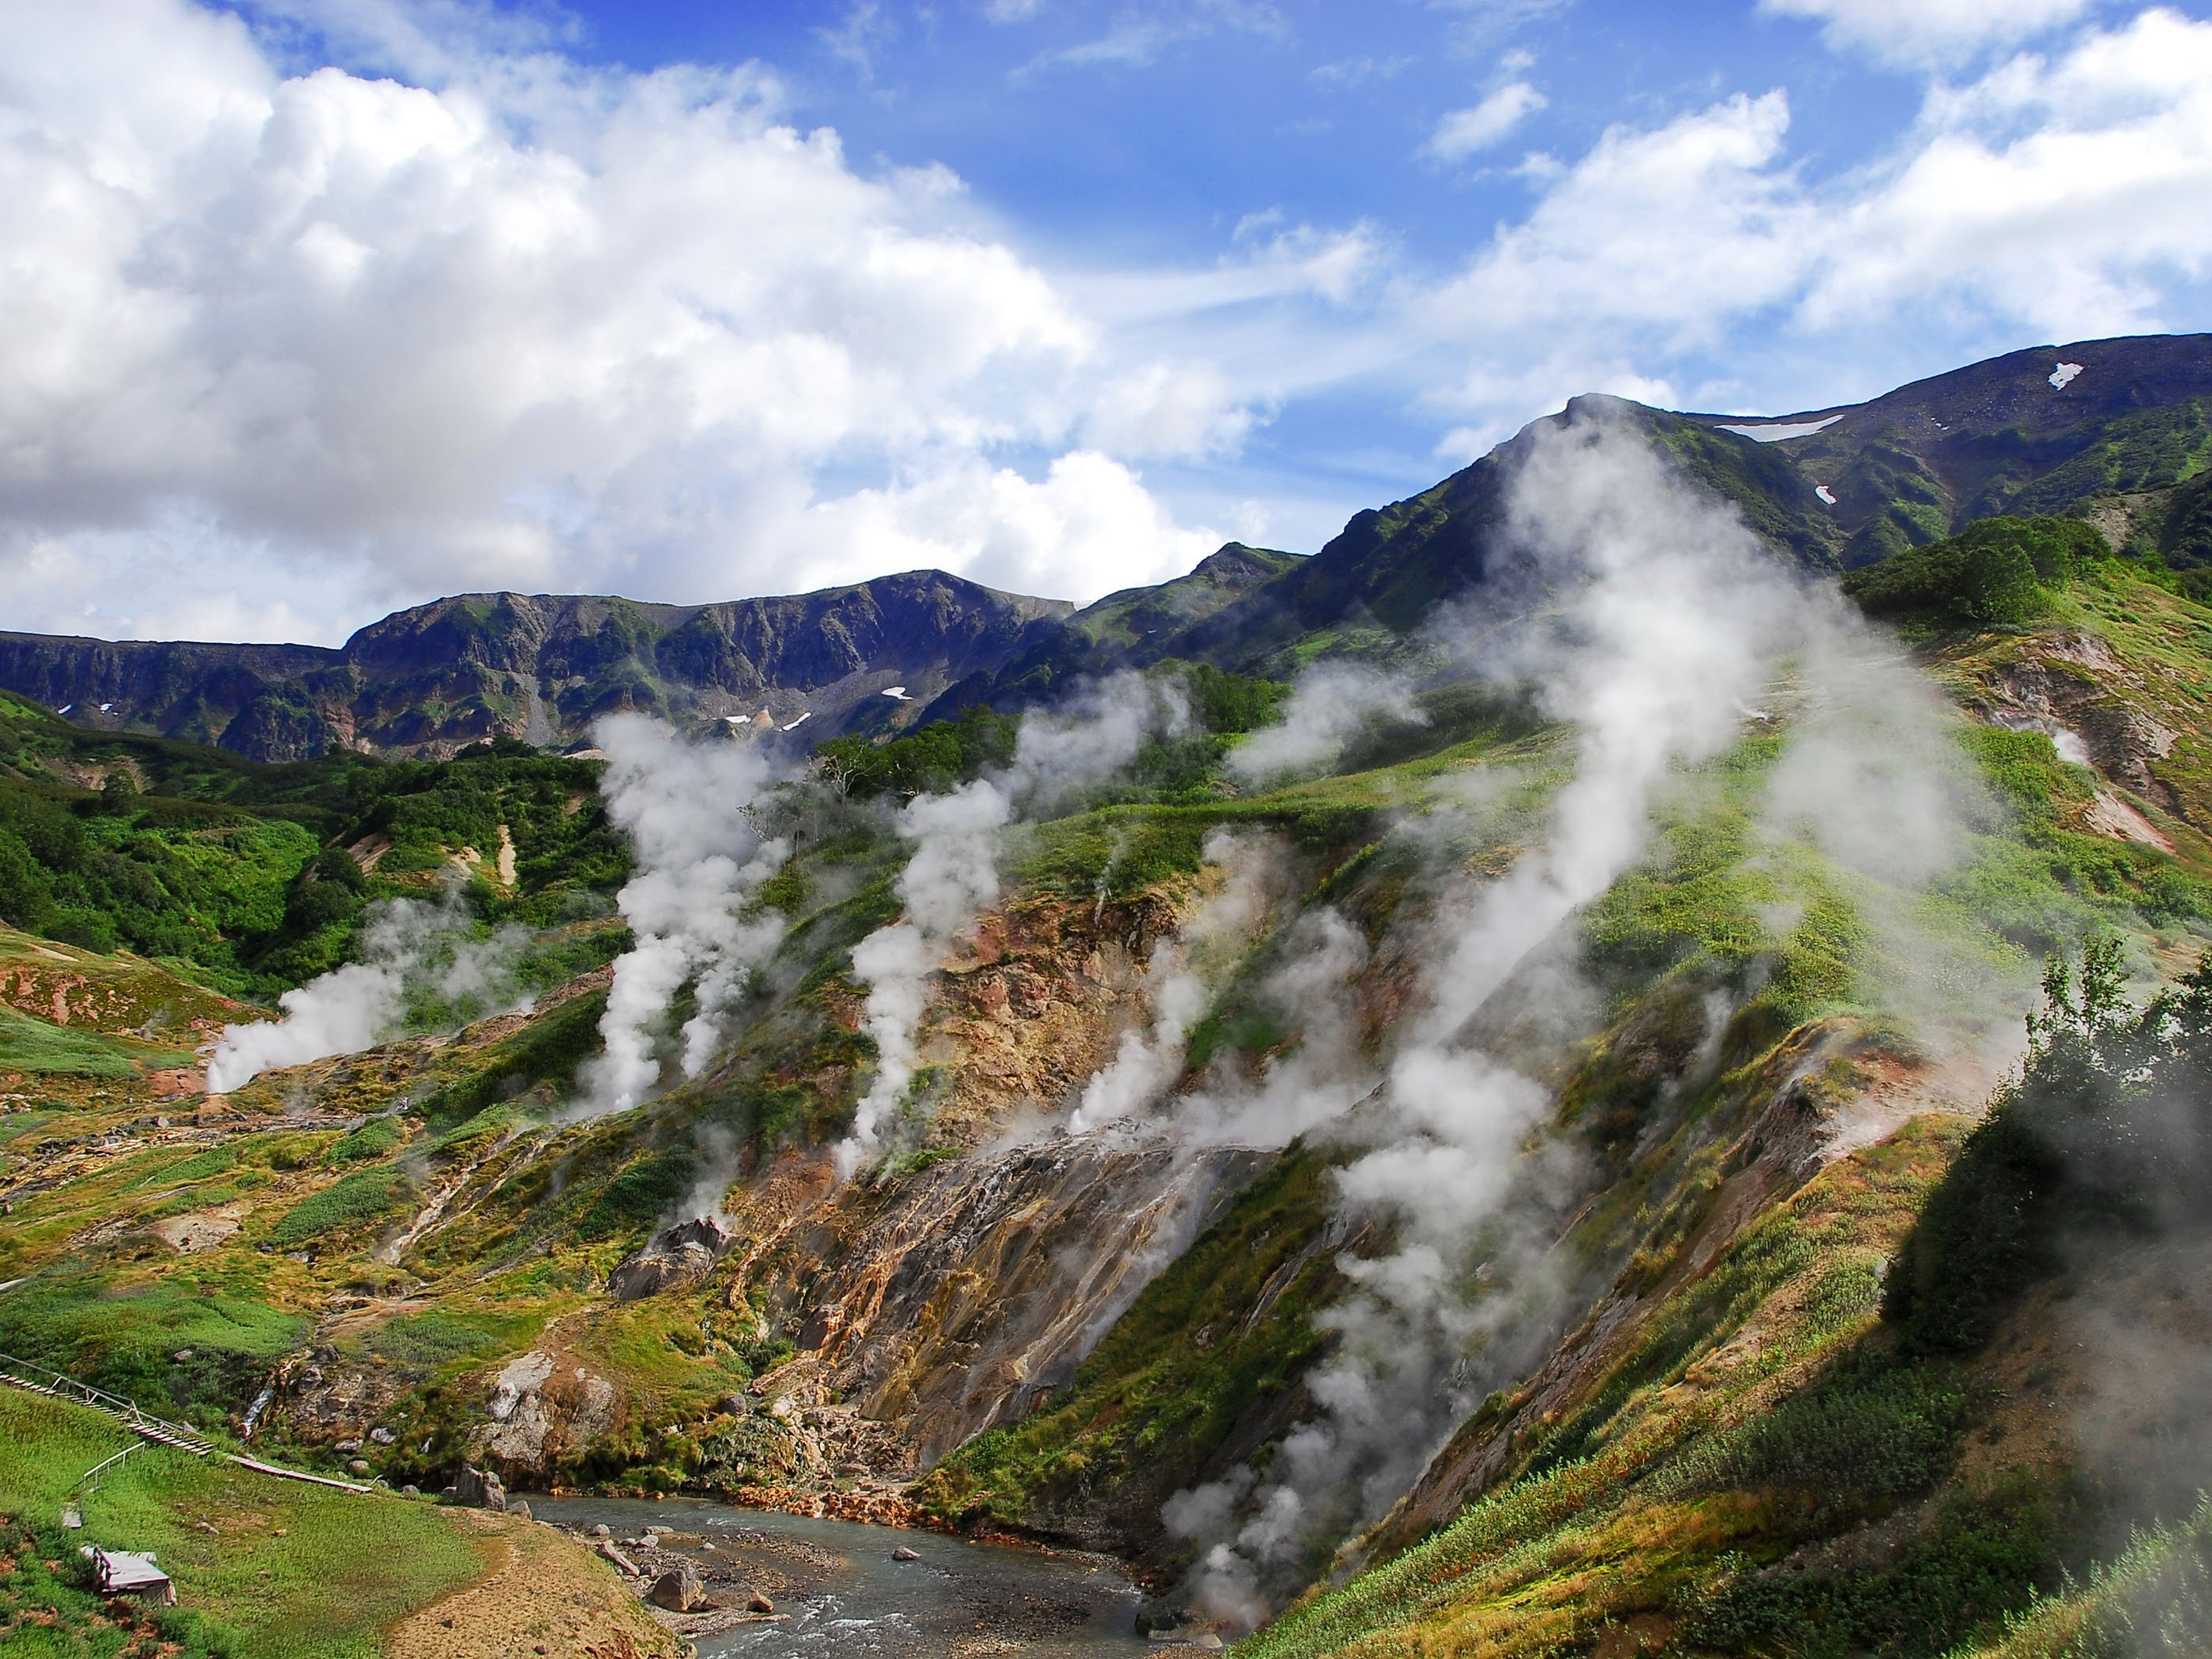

{"left": 0, "top": 571, "right": 1074, "bottom": 761}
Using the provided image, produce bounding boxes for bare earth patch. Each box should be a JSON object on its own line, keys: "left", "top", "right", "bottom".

{"left": 384, "top": 1509, "right": 684, "bottom": 1659}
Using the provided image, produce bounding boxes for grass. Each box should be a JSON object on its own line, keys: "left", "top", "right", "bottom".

{"left": 0, "top": 1007, "right": 144, "bottom": 1078}
{"left": 0, "top": 1388, "right": 483, "bottom": 1657}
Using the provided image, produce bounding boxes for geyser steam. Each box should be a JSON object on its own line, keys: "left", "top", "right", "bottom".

{"left": 1168, "top": 408, "right": 1964, "bottom": 1627}
{"left": 835, "top": 672, "right": 1187, "bottom": 1177}
{"left": 206, "top": 893, "right": 529, "bottom": 1093}
{"left": 575, "top": 713, "right": 791, "bottom": 1116}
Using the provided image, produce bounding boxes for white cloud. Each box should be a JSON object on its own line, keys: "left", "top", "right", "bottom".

{"left": 0, "top": 0, "right": 1270, "bottom": 640}
{"left": 793, "top": 450, "right": 1221, "bottom": 600}
{"left": 1762, "top": 0, "right": 2094, "bottom": 65}
{"left": 1416, "top": 9, "right": 2212, "bottom": 425}
{"left": 1424, "top": 81, "right": 1547, "bottom": 161}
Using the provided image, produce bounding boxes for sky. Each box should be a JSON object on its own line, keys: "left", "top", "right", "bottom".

{"left": 2, "top": 0, "right": 2210, "bottom": 645}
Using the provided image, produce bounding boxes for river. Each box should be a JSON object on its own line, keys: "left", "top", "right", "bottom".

{"left": 526, "top": 1496, "right": 1171, "bottom": 1658}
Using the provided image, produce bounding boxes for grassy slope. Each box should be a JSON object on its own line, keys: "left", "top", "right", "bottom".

{"left": 0, "top": 1389, "right": 482, "bottom": 1657}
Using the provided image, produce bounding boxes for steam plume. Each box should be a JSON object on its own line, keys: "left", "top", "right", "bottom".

{"left": 574, "top": 713, "right": 790, "bottom": 1117}
{"left": 1066, "top": 829, "right": 1282, "bottom": 1136}
{"left": 1168, "top": 408, "right": 1898, "bottom": 1626}
{"left": 835, "top": 672, "right": 1187, "bottom": 1177}
{"left": 206, "top": 893, "right": 529, "bottom": 1093}
{"left": 1227, "top": 664, "right": 1424, "bottom": 788}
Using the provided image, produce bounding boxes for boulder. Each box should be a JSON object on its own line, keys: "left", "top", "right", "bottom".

{"left": 368, "top": 1427, "right": 397, "bottom": 1446}
{"left": 647, "top": 1564, "right": 705, "bottom": 1612}
{"left": 606, "top": 1215, "right": 733, "bottom": 1301}
{"left": 747, "top": 1592, "right": 775, "bottom": 1615}
{"left": 347, "top": 1460, "right": 371, "bottom": 1476}
{"left": 599, "top": 1540, "right": 641, "bottom": 1576}
{"left": 891, "top": 1546, "right": 921, "bottom": 1562}
{"left": 506, "top": 1498, "right": 532, "bottom": 1521}
{"left": 452, "top": 1465, "right": 508, "bottom": 1512}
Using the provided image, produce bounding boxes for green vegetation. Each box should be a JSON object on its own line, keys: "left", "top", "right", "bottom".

{"left": 1843, "top": 517, "right": 2112, "bottom": 628}
{"left": 0, "top": 698, "right": 623, "bottom": 998}
{"left": 1888, "top": 939, "right": 2212, "bottom": 1358}
{"left": 0, "top": 1388, "right": 481, "bottom": 1657}
{"left": 0, "top": 1271, "right": 307, "bottom": 1426}
{"left": 0, "top": 1006, "right": 143, "bottom": 1077}
{"left": 268, "top": 1167, "right": 415, "bottom": 1249}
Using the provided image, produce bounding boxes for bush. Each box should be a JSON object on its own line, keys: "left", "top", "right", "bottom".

{"left": 1843, "top": 516, "right": 2109, "bottom": 626}
{"left": 1887, "top": 939, "right": 2212, "bottom": 1356}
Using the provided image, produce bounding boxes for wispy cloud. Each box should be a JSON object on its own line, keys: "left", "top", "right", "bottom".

{"left": 1761, "top": 0, "right": 2095, "bottom": 66}
{"left": 1014, "top": 0, "right": 1285, "bottom": 77}
{"left": 1424, "top": 79, "right": 1548, "bottom": 160}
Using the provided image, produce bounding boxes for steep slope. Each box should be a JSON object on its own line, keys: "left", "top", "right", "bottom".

{"left": 928, "top": 333, "right": 2212, "bottom": 703}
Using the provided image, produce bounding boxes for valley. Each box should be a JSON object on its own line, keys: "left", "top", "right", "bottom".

{"left": 2, "top": 335, "right": 2212, "bottom": 1658}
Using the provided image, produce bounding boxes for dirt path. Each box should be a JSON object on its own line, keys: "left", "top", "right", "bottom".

{"left": 384, "top": 1510, "right": 684, "bottom": 1659}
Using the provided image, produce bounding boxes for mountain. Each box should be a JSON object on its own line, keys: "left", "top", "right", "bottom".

{"left": 5, "top": 333, "right": 2212, "bottom": 1658}
{"left": 9, "top": 334, "right": 2205, "bottom": 761}
{"left": 0, "top": 572, "right": 1076, "bottom": 763}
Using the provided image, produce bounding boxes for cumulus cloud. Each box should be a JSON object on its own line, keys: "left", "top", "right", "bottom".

{"left": 1761, "top": 0, "right": 2094, "bottom": 65}
{"left": 0, "top": 0, "right": 1250, "bottom": 641}
{"left": 1424, "top": 9, "right": 2212, "bottom": 430}
{"left": 1424, "top": 80, "right": 1548, "bottom": 161}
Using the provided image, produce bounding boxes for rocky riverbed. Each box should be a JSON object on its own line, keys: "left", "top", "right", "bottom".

{"left": 525, "top": 1497, "right": 1220, "bottom": 1658}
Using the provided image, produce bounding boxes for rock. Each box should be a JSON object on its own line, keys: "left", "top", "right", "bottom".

{"left": 171, "top": 1349, "right": 194, "bottom": 1363}
{"left": 368, "top": 1427, "right": 397, "bottom": 1446}
{"left": 891, "top": 1545, "right": 922, "bottom": 1562}
{"left": 401, "top": 1484, "right": 419, "bottom": 1496}
{"left": 647, "top": 1564, "right": 705, "bottom": 1612}
{"left": 835, "top": 1462, "right": 870, "bottom": 1477}
{"left": 598, "top": 1540, "right": 640, "bottom": 1576}
{"left": 334, "top": 1438, "right": 363, "bottom": 1454}
{"left": 747, "top": 1592, "right": 776, "bottom": 1614}
{"left": 506, "top": 1498, "right": 532, "bottom": 1521}
{"left": 347, "top": 1460, "right": 371, "bottom": 1476}
{"left": 592, "top": 1522, "right": 613, "bottom": 1538}
{"left": 1195, "top": 1638, "right": 1224, "bottom": 1652}
{"left": 606, "top": 1215, "right": 733, "bottom": 1301}
{"left": 452, "top": 1465, "right": 509, "bottom": 1511}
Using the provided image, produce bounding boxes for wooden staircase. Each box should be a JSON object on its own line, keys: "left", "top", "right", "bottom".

{"left": 0, "top": 1351, "right": 214, "bottom": 1457}
{"left": 0, "top": 1350, "right": 371, "bottom": 1493}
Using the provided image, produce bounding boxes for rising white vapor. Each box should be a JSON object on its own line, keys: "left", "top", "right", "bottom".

{"left": 1168, "top": 408, "right": 1952, "bottom": 1628}
{"left": 1225, "top": 664, "right": 1426, "bottom": 790}
{"left": 574, "top": 715, "right": 790, "bottom": 1117}
{"left": 206, "top": 893, "right": 529, "bottom": 1092}
{"left": 1066, "top": 828, "right": 1283, "bottom": 1136}
{"left": 835, "top": 672, "right": 1189, "bottom": 1177}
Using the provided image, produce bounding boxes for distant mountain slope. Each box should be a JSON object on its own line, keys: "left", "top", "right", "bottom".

{"left": 0, "top": 573, "right": 1073, "bottom": 762}
{"left": 8, "top": 333, "right": 2207, "bottom": 758}
{"left": 931, "top": 332, "right": 2212, "bottom": 704}
{"left": 1691, "top": 330, "right": 2212, "bottom": 566}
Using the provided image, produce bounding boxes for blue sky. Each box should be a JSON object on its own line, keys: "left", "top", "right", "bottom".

{"left": 3, "top": 0, "right": 2210, "bottom": 641}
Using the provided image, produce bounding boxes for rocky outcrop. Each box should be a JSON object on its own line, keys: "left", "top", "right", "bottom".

{"left": 451, "top": 1463, "right": 509, "bottom": 1510}
{"left": 743, "top": 1138, "right": 1268, "bottom": 1465}
{"left": 608, "top": 1215, "right": 735, "bottom": 1300}
{"left": 646, "top": 1564, "right": 705, "bottom": 1612}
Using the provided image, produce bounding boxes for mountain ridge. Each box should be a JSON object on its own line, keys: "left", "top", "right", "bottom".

{"left": 10, "top": 333, "right": 2204, "bottom": 763}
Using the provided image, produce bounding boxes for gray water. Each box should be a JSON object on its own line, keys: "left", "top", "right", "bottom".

{"left": 527, "top": 1495, "right": 1157, "bottom": 1658}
